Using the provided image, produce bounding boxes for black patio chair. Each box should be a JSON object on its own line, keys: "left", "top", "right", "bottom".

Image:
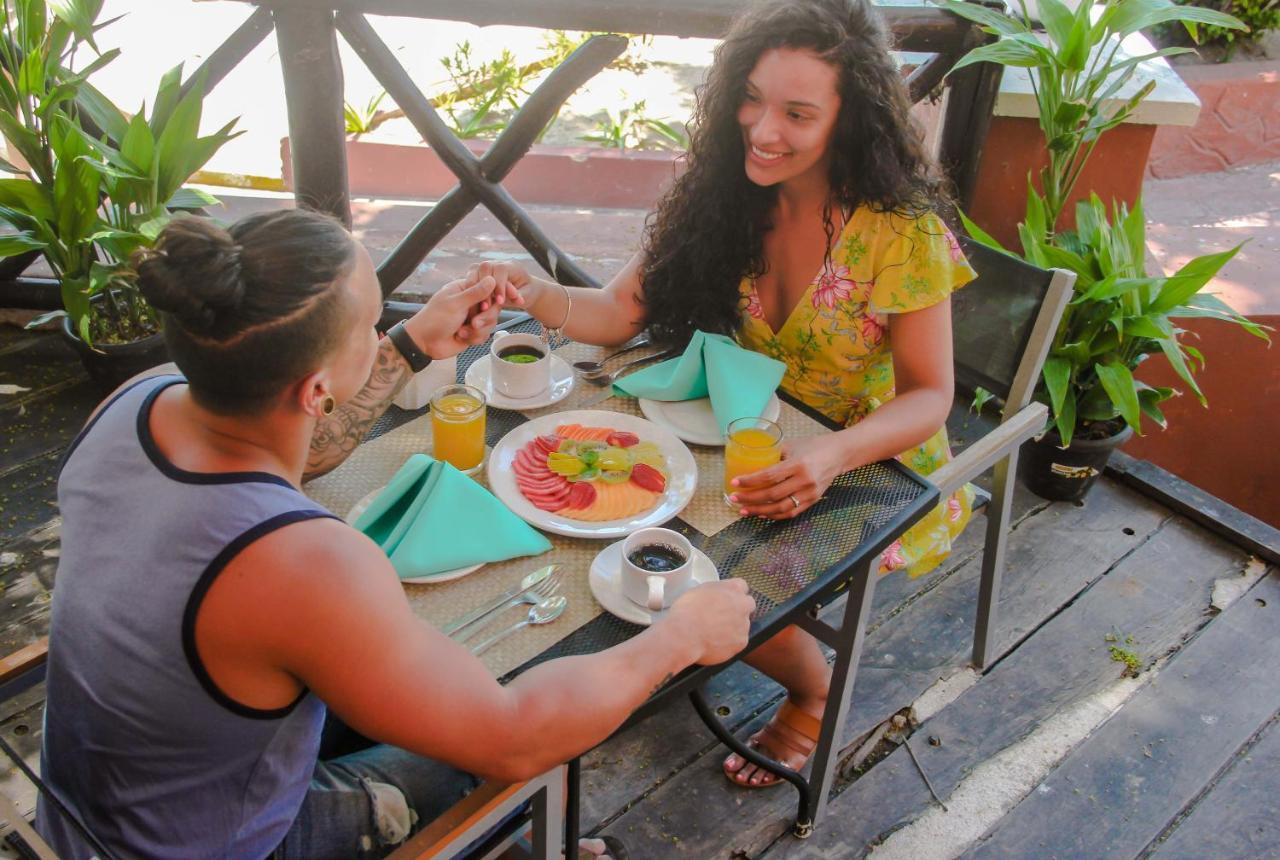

{"left": 934, "top": 236, "right": 1076, "bottom": 668}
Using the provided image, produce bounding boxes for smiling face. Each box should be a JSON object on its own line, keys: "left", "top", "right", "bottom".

{"left": 737, "top": 47, "right": 842, "bottom": 191}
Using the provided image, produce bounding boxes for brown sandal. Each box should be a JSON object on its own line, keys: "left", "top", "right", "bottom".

{"left": 722, "top": 699, "right": 823, "bottom": 789}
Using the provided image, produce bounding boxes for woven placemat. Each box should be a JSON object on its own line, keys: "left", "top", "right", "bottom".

{"left": 303, "top": 413, "right": 615, "bottom": 678}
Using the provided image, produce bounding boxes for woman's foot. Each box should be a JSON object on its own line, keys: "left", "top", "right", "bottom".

{"left": 577, "top": 835, "right": 628, "bottom": 859}
{"left": 723, "top": 698, "right": 824, "bottom": 788}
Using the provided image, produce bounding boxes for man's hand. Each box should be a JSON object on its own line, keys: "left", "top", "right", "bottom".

{"left": 660, "top": 578, "right": 755, "bottom": 666}
{"left": 404, "top": 276, "right": 500, "bottom": 359}
{"left": 729, "top": 434, "right": 850, "bottom": 519}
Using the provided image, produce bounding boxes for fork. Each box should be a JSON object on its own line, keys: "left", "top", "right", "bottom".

{"left": 452, "top": 576, "right": 563, "bottom": 643}
{"left": 583, "top": 350, "right": 676, "bottom": 387}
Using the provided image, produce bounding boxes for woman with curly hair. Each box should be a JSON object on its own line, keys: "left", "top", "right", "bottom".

{"left": 475, "top": 0, "right": 975, "bottom": 787}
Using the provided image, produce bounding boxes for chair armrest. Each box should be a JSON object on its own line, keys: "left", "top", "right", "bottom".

{"left": 928, "top": 403, "right": 1047, "bottom": 498}
{"left": 388, "top": 766, "right": 565, "bottom": 860}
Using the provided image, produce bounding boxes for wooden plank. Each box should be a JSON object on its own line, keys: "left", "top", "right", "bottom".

{"left": 595, "top": 482, "right": 1171, "bottom": 858}
{"left": 962, "top": 572, "right": 1280, "bottom": 860}
{"left": 758, "top": 516, "right": 1254, "bottom": 859}
{"left": 1148, "top": 710, "right": 1280, "bottom": 860}
{"left": 0, "top": 379, "right": 100, "bottom": 472}
{"left": 0, "top": 452, "right": 61, "bottom": 544}
{"left": 1109, "top": 450, "right": 1280, "bottom": 566}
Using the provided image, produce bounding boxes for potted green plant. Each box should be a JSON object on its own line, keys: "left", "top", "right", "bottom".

{"left": 938, "top": 0, "right": 1270, "bottom": 500}
{"left": 0, "top": 0, "right": 239, "bottom": 388}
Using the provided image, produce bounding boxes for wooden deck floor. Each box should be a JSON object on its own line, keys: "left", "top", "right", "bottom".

{"left": 2, "top": 285, "right": 1278, "bottom": 858}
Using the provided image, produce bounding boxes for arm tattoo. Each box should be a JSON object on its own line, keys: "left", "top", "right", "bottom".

{"left": 304, "top": 338, "right": 411, "bottom": 482}
{"left": 649, "top": 672, "right": 675, "bottom": 697}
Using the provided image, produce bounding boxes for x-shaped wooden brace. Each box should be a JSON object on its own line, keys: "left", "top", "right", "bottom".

{"left": 335, "top": 13, "right": 627, "bottom": 297}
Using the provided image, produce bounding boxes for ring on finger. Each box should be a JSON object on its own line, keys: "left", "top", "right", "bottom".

{"left": 788, "top": 493, "right": 801, "bottom": 509}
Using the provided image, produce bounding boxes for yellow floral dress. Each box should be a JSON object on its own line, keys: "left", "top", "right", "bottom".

{"left": 737, "top": 206, "right": 976, "bottom": 577}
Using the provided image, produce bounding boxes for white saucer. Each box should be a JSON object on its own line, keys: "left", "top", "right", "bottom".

{"left": 465, "top": 353, "right": 575, "bottom": 411}
{"left": 587, "top": 539, "right": 719, "bottom": 626}
{"left": 347, "top": 487, "right": 483, "bottom": 584}
{"left": 638, "top": 394, "right": 782, "bottom": 447}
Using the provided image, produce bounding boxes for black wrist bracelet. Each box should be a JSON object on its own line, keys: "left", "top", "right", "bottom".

{"left": 386, "top": 321, "right": 433, "bottom": 374}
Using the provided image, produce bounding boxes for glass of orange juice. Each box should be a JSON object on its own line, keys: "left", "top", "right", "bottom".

{"left": 430, "top": 384, "right": 487, "bottom": 473}
{"left": 724, "top": 417, "right": 783, "bottom": 506}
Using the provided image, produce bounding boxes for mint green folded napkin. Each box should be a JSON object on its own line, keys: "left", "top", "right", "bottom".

{"left": 613, "top": 331, "right": 786, "bottom": 435}
{"left": 354, "top": 454, "right": 552, "bottom": 579}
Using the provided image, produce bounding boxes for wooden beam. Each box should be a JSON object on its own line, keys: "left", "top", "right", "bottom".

{"left": 230, "top": 1, "right": 979, "bottom": 54}
{"left": 273, "top": 7, "right": 352, "bottom": 226}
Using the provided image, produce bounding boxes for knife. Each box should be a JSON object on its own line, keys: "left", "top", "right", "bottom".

{"left": 441, "top": 564, "right": 559, "bottom": 637}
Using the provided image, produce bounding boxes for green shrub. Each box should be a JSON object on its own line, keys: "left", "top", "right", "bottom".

{"left": 1158, "top": 0, "right": 1279, "bottom": 56}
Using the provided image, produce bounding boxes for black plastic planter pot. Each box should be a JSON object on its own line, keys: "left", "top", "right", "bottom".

{"left": 1020, "top": 423, "right": 1135, "bottom": 502}
{"left": 61, "top": 315, "right": 168, "bottom": 392}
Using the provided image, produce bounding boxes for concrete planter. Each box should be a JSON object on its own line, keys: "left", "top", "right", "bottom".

{"left": 281, "top": 136, "right": 684, "bottom": 210}
{"left": 1147, "top": 60, "right": 1280, "bottom": 179}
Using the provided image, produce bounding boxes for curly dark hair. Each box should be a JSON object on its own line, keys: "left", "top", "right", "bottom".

{"left": 639, "top": 0, "right": 945, "bottom": 346}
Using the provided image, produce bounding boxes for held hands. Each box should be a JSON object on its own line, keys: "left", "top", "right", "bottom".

{"left": 405, "top": 275, "right": 504, "bottom": 359}
{"left": 663, "top": 578, "right": 755, "bottom": 666}
{"left": 728, "top": 435, "right": 849, "bottom": 520}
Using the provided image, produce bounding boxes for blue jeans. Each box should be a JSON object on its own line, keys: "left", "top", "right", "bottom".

{"left": 272, "top": 718, "right": 483, "bottom": 859}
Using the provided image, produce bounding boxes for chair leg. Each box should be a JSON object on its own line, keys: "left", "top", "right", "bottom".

{"left": 529, "top": 768, "right": 564, "bottom": 860}
{"left": 973, "top": 449, "right": 1018, "bottom": 669}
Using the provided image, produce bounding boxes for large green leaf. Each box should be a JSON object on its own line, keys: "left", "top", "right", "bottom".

{"left": 1054, "top": 387, "right": 1078, "bottom": 446}
{"left": 1036, "top": 0, "right": 1076, "bottom": 55}
{"left": 148, "top": 63, "right": 186, "bottom": 136}
{"left": 932, "top": 0, "right": 1027, "bottom": 36}
{"left": 75, "top": 80, "right": 129, "bottom": 143}
{"left": 949, "top": 39, "right": 1046, "bottom": 72}
{"left": 1149, "top": 245, "right": 1243, "bottom": 313}
{"left": 1158, "top": 337, "right": 1205, "bottom": 405}
{"left": 1108, "top": 0, "right": 1244, "bottom": 39}
{"left": 1076, "top": 275, "right": 1159, "bottom": 303}
{"left": 1095, "top": 360, "right": 1141, "bottom": 430}
{"left": 1123, "top": 315, "right": 1173, "bottom": 340}
{"left": 0, "top": 232, "right": 46, "bottom": 256}
{"left": 1170, "top": 293, "right": 1272, "bottom": 342}
{"left": 166, "top": 186, "right": 220, "bottom": 210}
{"left": 0, "top": 177, "right": 54, "bottom": 221}
{"left": 957, "top": 209, "right": 1008, "bottom": 253}
{"left": 1042, "top": 355, "right": 1072, "bottom": 422}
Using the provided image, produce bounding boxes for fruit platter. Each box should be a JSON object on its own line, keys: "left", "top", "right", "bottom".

{"left": 488, "top": 410, "right": 698, "bottom": 539}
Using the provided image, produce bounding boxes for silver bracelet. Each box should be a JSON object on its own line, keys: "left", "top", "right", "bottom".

{"left": 541, "top": 282, "right": 572, "bottom": 348}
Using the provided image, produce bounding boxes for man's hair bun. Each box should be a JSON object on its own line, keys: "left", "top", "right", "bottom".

{"left": 135, "top": 216, "right": 246, "bottom": 337}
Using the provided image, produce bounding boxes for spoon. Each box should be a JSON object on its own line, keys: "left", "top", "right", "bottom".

{"left": 583, "top": 350, "right": 675, "bottom": 387}
{"left": 572, "top": 335, "right": 652, "bottom": 377}
{"left": 468, "top": 596, "right": 568, "bottom": 656}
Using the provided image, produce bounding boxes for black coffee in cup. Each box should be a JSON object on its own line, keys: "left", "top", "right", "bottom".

{"left": 626, "top": 543, "right": 687, "bottom": 573}
{"left": 497, "top": 345, "right": 545, "bottom": 364}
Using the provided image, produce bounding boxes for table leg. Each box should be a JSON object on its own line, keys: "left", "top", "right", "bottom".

{"left": 795, "top": 556, "right": 878, "bottom": 836}
{"left": 565, "top": 756, "right": 581, "bottom": 857}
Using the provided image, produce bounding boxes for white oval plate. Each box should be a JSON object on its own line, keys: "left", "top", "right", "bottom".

{"left": 638, "top": 393, "right": 782, "bottom": 447}
{"left": 465, "top": 353, "right": 575, "bottom": 412}
{"left": 487, "top": 409, "right": 698, "bottom": 539}
{"left": 588, "top": 539, "right": 719, "bottom": 626}
{"left": 347, "top": 486, "right": 483, "bottom": 584}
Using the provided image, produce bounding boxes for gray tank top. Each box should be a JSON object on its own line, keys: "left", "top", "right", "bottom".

{"left": 37, "top": 375, "right": 336, "bottom": 859}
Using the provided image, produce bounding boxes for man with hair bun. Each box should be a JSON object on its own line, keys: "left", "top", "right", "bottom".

{"left": 37, "top": 208, "right": 755, "bottom": 859}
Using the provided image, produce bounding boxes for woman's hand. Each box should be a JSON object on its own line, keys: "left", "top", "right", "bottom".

{"left": 728, "top": 434, "right": 854, "bottom": 519}
{"left": 406, "top": 275, "right": 501, "bottom": 358}
{"left": 467, "top": 261, "right": 536, "bottom": 311}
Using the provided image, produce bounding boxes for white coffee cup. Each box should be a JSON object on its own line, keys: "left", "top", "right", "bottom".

{"left": 489, "top": 331, "right": 551, "bottom": 399}
{"left": 621, "top": 528, "right": 694, "bottom": 611}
